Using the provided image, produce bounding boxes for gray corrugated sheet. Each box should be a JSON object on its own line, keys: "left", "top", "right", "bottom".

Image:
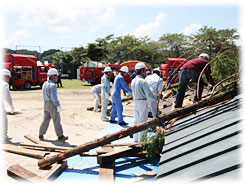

{"left": 157, "top": 95, "right": 242, "bottom": 182}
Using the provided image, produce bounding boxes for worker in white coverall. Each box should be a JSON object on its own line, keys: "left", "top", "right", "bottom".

{"left": 145, "top": 67, "right": 163, "bottom": 118}
{"left": 110, "top": 66, "right": 132, "bottom": 126}
{"left": 131, "top": 63, "right": 157, "bottom": 142}
{"left": 91, "top": 84, "right": 102, "bottom": 112}
{"left": 1, "top": 69, "right": 15, "bottom": 142}
{"left": 101, "top": 67, "right": 112, "bottom": 121}
{"left": 39, "top": 68, "right": 68, "bottom": 141}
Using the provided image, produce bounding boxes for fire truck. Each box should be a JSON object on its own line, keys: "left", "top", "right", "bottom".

{"left": 160, "top": 58, "right": 187, "bottom": 82}
{"left": 4, "top": 54, "right": 56, "bottom": 89}
{"left": 79, "top": 60, "right": 152, "bottom": 85}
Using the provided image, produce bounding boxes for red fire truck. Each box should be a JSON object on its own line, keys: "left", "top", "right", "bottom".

{"left": 4, "top": 54, "right": 56, "bottom": 89}
{"left": 160, "top": 58, "right": 187, "bottom": 82}
{"left": 79, "top": 61, "right": 122, "bottom": 85}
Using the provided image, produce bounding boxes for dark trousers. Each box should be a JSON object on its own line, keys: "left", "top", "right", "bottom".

{"left": 175, "top": 68, "right": 204, "bottom": 108}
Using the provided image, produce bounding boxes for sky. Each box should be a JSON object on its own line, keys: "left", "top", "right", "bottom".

{"left": 1, "top": 0, "right": 243, "bottom": 52}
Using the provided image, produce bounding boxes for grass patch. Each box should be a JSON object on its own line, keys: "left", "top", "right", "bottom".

{"left": 57, "top": 79, "right": 92, "bottom": 90}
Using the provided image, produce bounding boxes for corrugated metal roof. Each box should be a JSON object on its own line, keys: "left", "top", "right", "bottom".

{"left": 157, "top": 95, "right": 242, "bottom": 182}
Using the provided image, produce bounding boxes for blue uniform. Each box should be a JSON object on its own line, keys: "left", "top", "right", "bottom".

{"left": 110, "top": 73, "right": 132, "bottom": 123}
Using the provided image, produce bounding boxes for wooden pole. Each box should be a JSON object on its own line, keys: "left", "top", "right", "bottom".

{"left": 38, "top": 87, "right": 238, "bottom": 168}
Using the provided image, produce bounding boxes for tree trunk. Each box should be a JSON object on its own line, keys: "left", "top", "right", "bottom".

{"left": 38, "top": 87, "right": 238, "bottom": 168}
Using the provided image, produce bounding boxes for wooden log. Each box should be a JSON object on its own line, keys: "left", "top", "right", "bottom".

{"left": 87, "top": 96, "right": 133, "bottom": 111}
{"left": 7, "top": 164, "right": 43, "bottom": 181}
{"left": 97, "top": 146, "right": 142, "bottom": 165}
{"left": 20, "top": 143, "right": 71, "bottom": 152}
{"left": 38, "top": 87, "right": 238, "bottom": 168}
{"left": 4, "top": 144, "right": 49, "bottom": 159}
{"left": 98, "top": 146, "right": 114, "bottom": 181}
{"left": 128, "top": 170, "right": 157, "bottom": 182}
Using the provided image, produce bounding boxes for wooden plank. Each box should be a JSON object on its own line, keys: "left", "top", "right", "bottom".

{"left": 24, "top": 135, "right": 45, "bottom": 145}
{"left": 99, "top": 146, "right": 114, "bottom": 182}
{"left": 81, "top": 151, "right": 147, "bottom": 157}
{"left": 128, "top": 171, "right": 157, "bottom": 182}
{"left": 20, "top": 143, "right": 71, "bottom": 151}
{"left": 103, "top": 142, "right": 142, "bottom": 147}
{"left": 45, "top": 161, "right": 68, "bottom": 180}
{"left": 7, "top": 164, "right": 43, "bottom": 181}
{"left": 38, "top": 88, "right": 238, "bottom": 168}
{"left": 4, "top": 144, "right": 49, "bottom": 158}
{"left": 97, "top": 146, "right": 142, "bottom": 165}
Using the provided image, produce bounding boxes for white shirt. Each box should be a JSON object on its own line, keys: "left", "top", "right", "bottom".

{"left": 131, "top": 75, "right": 156, "bottom": 101}
{"left": 91, "top": 84, "right": 101, "bottom": 94}
{"left": 145, "top": 73, "right": 163, "bottom": 96}
{"left": 1, "top": 80, "right": 14, "bottom": 110}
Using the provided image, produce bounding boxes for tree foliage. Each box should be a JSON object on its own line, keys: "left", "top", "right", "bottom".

{"left": 4, "top": 26, "right": 240, "bottom": 80}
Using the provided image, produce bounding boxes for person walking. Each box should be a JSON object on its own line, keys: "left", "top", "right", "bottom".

{"left": 145, "top": 67, "right": 163, "bottom": 118}
{"left": 1, "top": 69, "right": 15, "bottom": 142}
{"left": 131, "top": 63, "right": 156, "bottom": 142}
{"left": 39, "top": 68, "right": 68, "bottom": 141}
{"left": 174, "top": 53, "right": 216, "bottom": 109}
{"left": 101, "top": 67, "right": 112, "bottom": 121}
{"left": 57, "top": 69, "right": 63, "bottom": 88}
{"left": 91, "top": 84, "right": 102, "bottom": 112}
{"left": 110, "top": 66, "right": 132, "bottom": 126}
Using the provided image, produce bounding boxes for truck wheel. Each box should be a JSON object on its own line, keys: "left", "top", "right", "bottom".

{"left": 24, "top": 81, "right": 32, "bottom": 89}
{"left": 84, "top": 69, "right": 95, "bottom": 82}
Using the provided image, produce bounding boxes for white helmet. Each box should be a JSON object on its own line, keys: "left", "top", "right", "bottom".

{"left": 104, "top": 66, "right": 112, "bottom": 72}
{"left": 199, "top": 53, "right": 209, "bottom": 60}
{"left": 153, "top": 67, "right": 161, "bottom": 72}
{"left": 47, "top": 68, "right": 58, "bottom": 76}
{"left": 135, "top": 62, "right": 146, "bottom": 70}
{"left": 1, "top": 69, "right": 11, "bottom": 77}
{"left": 120, "top": 66, "right": 129, "bottom": 73}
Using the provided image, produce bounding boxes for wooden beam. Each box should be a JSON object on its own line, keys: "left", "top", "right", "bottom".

{"left": 103, "top": 142, "right": 142, "bottom": 147}
{"left": 45, "top": 161, "right": 68, "bottom": 181}
{"left": 81, "top": 151, "right": 147, "bottom": 157}
{"left": 98, "top": 146, "right": 114, "bottom": 182}
{"left": 7, "top": 164, "right": 43, "bottom": 181}
{"left": 97, "top": 146, "right": 142, "bottom": 165}
{"left": 87, "top": 96, "right": 133, "bottom": 111}
{"left": 20, "top": 143, "right": 71, "bottom": 152}
{"left": 38, "top": 87, "right": 238, "bottom": 168}
{"left": 24, "top": 135, "right": 45, "bottom": 145}
{"left": 128, "top": 170, "right": 157, "bottom": 182}
{"left": 4, "top": 144, "right": 49, "bottom": 159}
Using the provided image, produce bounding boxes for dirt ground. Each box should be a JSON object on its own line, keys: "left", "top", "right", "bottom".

{"left": 1, "top": 85, "right": 201, "bottom": 181}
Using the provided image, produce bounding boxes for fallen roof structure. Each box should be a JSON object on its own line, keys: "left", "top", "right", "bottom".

{"left": 157, "top": 94, "right": 242, "bottom": 182}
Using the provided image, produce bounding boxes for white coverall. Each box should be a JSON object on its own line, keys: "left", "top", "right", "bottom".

{"left": 91, "top": 84, "right": 101, "bottom": 112}
{"left": 131, "top": 75, "right": 156, "bottom": 142}
{"left": 101, "top": 73, "right": 110, "bottom": 121}
{"left": 1, "top": 80, "right": 14, "bottom": 140}
{"left": 145, "top": 73, "right": 163, "bottom": 117}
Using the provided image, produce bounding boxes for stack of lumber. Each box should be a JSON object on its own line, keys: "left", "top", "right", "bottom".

{"left": 4, "top": 135, "right": 68, "bottom": 181}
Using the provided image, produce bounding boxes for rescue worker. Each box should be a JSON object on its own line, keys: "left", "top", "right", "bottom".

{"left": 174, "top": 53, "right": 216, "bottom": 109}
{"left": 145, "top": 67, "right": 163, "bottom": 117}
{"left": 110, "top": 66, "right": 132, "bottom": 126}
{"left": 91, "top": 84, "right": 102, "bottom": 112}
{"left": 101, "top": 66, "right": 112, "bottom": 121}
{"left": 39, "top": 68, "right": 68, "bottom": 141}
{"left": 131, "top": 63, "right": 156, "bottom": 142}
{"left": 1, "top": 69, "right": 15, "bottom": 142}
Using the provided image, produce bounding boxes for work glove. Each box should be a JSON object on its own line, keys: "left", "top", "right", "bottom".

{"left": 208, "top": 84, "right": 213, "bottom": 91}
{"left": 57, "top": 105, "right": 62, "bottom": 112}
{"left": 105, "top": 93, "right": 109, "bottom": 100}
{"left": 10, "top": 105, "right": 15, "bottom": 113}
